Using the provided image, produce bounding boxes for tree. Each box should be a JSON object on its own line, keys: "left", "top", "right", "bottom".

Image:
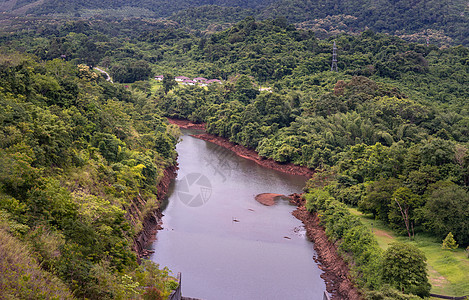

{"left": 389, "top": 187, "right": 422, "bottom": 239}
{"left": 110, "top": 60, "right": 152, "bottom": 83}
{"left": 234, "top": 75, "right": 259, "bottom": 103}
{"left": 162, "top": 74, "right": 177, "bottom": 94}
{"left": 421, "top": 183, "right": 469, "bottom": 245}
{"left": 359, "top": 178, "right": 401, "bottom": 221}
{"left": 442, "top": 232, "right": 458, "bottom": 250}
{"left": 382, "top": 242, "right": 431, "bottom": 297}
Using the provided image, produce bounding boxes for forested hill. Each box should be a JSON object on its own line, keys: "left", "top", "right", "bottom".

{"left": 0, "top": 0, "right": 273, "bottom": 17}
{"left": 0, "top": 0, "right": 467, "bottom": 45}
{"left": 0, "top": 54, "right": 180, "bottom": 298}
{"left": 153, "top": 17, "right": 469, "bottom": 250}
{"left": 0, "top": 11, "right": 468, "bottom": 298}
{"left": 152, "top": 19, "right": 469, "bottom": 296}
{"left": 260, "top": 0, "right": 469, "bottom": 45}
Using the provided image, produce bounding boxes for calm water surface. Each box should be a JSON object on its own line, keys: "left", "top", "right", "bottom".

{"left": 150, "top": 130, "right": 325, "bottom": 299}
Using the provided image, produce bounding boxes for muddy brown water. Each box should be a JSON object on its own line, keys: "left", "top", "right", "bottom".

{"left": 150, "top": 130, "right": 326, "bottom": 299}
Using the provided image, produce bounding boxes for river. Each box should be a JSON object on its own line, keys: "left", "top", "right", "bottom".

{"left": 150, "top": 129, "right": 326, "bottom": 299}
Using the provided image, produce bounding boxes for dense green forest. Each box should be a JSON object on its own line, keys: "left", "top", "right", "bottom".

{"left": 153, "top": 18, "right": 468, "bottom": 247}
{"left": 260, "top": 0, "right": 469, "bottom": 45}
{"left": 0, "top": 0, "right": 273, "bottom": 17}
{"left": 158, "top": 19, "right": 468, "bottom": 236}
{"left": 1, "top": 10, "right": 468, "bottom": 299}
{"left": 0, "top": 53, "right": 180, "bottom": 298}
{"left": 1, "top": 0, "right": 467, "bottom": 45}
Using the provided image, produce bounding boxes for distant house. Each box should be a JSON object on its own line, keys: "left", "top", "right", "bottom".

{"left": 175, "top": 76, "right": 190, "bottom": 82}
{"left": 155, "top": 75, "right": 164, "bottom": 81}
{"left": 182, "top": 79, "right": 196, "bottom": 86}
{"left": 193, "top": 77, "right": 207, "bottom": 82}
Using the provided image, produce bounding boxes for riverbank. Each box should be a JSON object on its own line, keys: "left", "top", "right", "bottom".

{"left": 167, "top": 118, "right": 206, "bottom": 130}
{"left": 133, "top": 164, "right": 178, "bottom": 259}
{"left": 168, "top": 118, "right": 362, "bottom": 299}
{"left": 167, "top": 118, "right": 313, "bottom": 177}
{"left": 193, "top": 133, "right": 315, "bottom": 177}
{"left": 290, "top": 194, "right": 362, "bottom": 300}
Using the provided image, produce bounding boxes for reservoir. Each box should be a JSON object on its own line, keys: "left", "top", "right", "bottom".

{"left": 150, "top": 129, "right": 326, "bottom": 299}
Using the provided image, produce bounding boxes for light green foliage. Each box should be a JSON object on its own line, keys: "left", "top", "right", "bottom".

{"left": 382, "top": 242, "right": 431, "bottom": 297}
{"left": 0, "top": 209, "right": 30, "bottom": 236}
{"left": 365, "top": 284, "right": 422, "bottom": 300}
{"left": 442, "top": 232, "right": 459, "bottom": 250}
{"left": 0, "top": 146, "right": 40, "bottom": 196}
{"left": 27, "top": 178, "right": 78, "bottom": 229}
{"left": 134, "top": 260, "right": 177, "bottom": 299}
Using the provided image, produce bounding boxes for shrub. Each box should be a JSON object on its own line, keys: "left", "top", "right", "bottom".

{"left": 442, "top": 232, "right": 458, "bottom": 250}
{"left": 382, "top": 242, "right": 431, "bottom": 298}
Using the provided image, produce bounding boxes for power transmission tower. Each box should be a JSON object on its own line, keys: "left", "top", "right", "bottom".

{"left": 331, "top": 41, "right": 338, "bottom": 72}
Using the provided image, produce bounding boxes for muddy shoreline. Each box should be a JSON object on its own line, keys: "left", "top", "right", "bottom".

{"left": 167, "top": 118, "right": 362, "bottom": 299}
{"left": 167, "top": 118, "right": 314, "bottom": 177}
{"left": 290, "top": 195, "right": 362, "bottom": 300}
{"left": 192, "top": 133, "right": 315, "bottom": 178}
{"left": 167, "top": 118, "right": 206, "bottom": 130}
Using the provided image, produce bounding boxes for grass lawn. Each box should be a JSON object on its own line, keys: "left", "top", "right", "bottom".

{"left": 349, "top": 208, "right": 469, "bottom": 297}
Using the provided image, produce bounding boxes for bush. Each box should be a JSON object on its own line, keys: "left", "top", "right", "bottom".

{"left": 382, "top": 242, "right": 431, "bottom": 298}
{"left": 0, "top": 228, "right": 74, "bottom": 299}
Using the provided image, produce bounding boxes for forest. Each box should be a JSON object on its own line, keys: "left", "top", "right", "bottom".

{"left": 0, "top": 54, "right": 180, "bottom": 298}
{"left": 0, "top": 7, "right": 468, "bottom": 300}
{"left": 1, "top": 0, "right": 468, "bottom": 45}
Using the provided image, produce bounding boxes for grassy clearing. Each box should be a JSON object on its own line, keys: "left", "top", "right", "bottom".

{"left": 348, "top": 208, "right": 469, "bottom": 297}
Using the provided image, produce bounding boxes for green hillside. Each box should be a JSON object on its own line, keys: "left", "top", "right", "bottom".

{"left": 0, "top": 11, "right": 468, "bottom": 299}
{"left": 0, "top": 0, "right": 273, "bottom": 17}
{"left": 0, "top": 53, "right": 180, "bottom": 299}
{"left": 260, "top": 0, "right": 469, "bottom": 45}
{"left": 0, "top": 0, "right": 467, "bottom": 45}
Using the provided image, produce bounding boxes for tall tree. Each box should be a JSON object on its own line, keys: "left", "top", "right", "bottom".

{"left": 389, "top": 187, "right": 422, "bottom": 238}
{"left": 421, "top": 183, "right": 469, "bottom": 245}
{"left": 162, "top": 74, "right": 177, "bottom": 94}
